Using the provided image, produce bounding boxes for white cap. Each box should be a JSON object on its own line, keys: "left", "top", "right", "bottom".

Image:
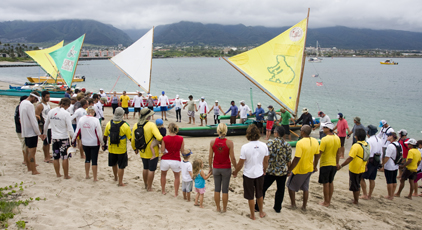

{"left": 201, "top": 96, "right": 205, "bottom": 99}
{"left": 176, "top": 95, "right": 179, "bottom": 98}
{"left": 405, "top": 138, "right": 417, "bottom": 145}
{"left": 322, "top": 122, "right": 335, "bottom": 130}
{"left": 215, "top": 100, "right": 218, "bottom": 103}
{"left": 99, "top": 88, "right": 104, "bottom": 91}
{"left": 302, "top": 107, "right": 308, "bottom": 113}
{"left": 240, "top": 100, "right": 245, "bottom": 104}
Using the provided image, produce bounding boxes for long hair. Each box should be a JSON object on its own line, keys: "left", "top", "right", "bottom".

{"left": 192, "top": 159, "right": 203, "bottom": 179}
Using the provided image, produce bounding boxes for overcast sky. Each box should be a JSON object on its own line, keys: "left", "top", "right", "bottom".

{"left": 1, "top": 0, "right": 421, "bottom": 32}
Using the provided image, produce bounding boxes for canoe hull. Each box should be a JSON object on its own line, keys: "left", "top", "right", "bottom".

{"left": 27, "top": 77, "right": 85, "bottom": 83}
{"left": 0, "top": 89, "right": 65, "bottom": 98}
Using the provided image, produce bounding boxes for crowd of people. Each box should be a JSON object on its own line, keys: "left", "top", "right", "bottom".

{"left": 14, "top": 89, "right": 422, "bottom": 221}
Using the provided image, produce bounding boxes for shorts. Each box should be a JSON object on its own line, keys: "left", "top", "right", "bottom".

{"left": 187, "top": 110, "right": 195, "bottom": 118}
{"left": 134, "top": 107, "right": 141, "bottom": 113}
{"left": 255, "top": 121, "right": 263, "bottom": 129}
{"left": 195, "top": 187, "right": 206, "bottom": 195}
{"left": 384, "top": 169, "right": 398, "bottom": 184}
{"left": 349, "top": 171, "right": 362, "bottom": 192}
{"left": 16, "top": 133, "right": 26, "bottom": 151}
{"left": 123, "top": 107, "right": 129, "bottom": 114}
{"left": 108, "top": 152, "right": 128, "bottom": 169}
{"left": 52, "top": 139, "right": 71, "bottom": 160}
{"left": 200, "top": 113, "right": 207, "bottom": 120}
{"left": 230, "top": 116, "right": 236, "bottom": 124}
{"left": 213, "top": 168, "right": 232, "bottom": 193}
{"left": 318, "top": 166, "right": 337, "bottom": 184}
{"left": 160, "top": 160, "right": 181, "bottom": 172}
{"left": 72, "top": 124, "right": 77, "bottom": 131}
{"left": 83, "top": 145, "right": 100, "bottom": 165}
{"left": 182, "top": 181, "right": 193, "bottom": 192}
{"left": 148, "top": 106, "right": 154, "bottom": 111}
{"left": 282, "top": 125, "right": 290, "bottom": 134}
{"left": 25, "top": 136, "right": 38, "bottom": 149}
{"left": 339, "top": 137, "right": 346, "bottom": 147}
{"left": 287, "top": 172, "right": 312, "bottom": 192}
{"left": 243, "top": 175, "right": 264, "bottom": 200}
{"left": 240, "top": 118, "right": 247, "bottom": 124}
{"left": 160, "top": 106, "right": 168, "bottom": 112}
{"left": 266, "top": 120, "right": 274, "bottom": 131}
{"left": 43, "top": 129, "right": 52, "bottom": 145}
{"left": 401, "top": 168, "right": 417, "bottom": 181}
{"left": 142, "top": 157, "right": 158, "bottom": 171}
{"left": 363, "top": 159, "right": 379, "bottom": 180}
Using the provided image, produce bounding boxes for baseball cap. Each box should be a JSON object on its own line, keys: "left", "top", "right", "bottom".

{"left": 322, "top": 122, "right": 335, "bottom": 130}
{"left": 379, "top": 120, "right": 387, "bottom": 127}
{"left": 405, "top": 138, "right": 417, "bottom": 145}
{"left": 366, "top": 125, "right": 378, "bottom": 136}
{"left": 337, "top": 113, "right": 343, "bottom": 118}
{"left": 354, "top": 117, "right": 361, "bottom": 123}
{"left": 176, "top": 95, "right": 179, "bottom": 98}
{"left": 99, "top": 88, "right": 104, "bottom": 91}
{"left": 215, "top": 100, "right": 218, "bottom": 103}
{"left": 240, "top": 100, "right": 245, "bottom": 104}
{"left": 257, "top": 103, "right": 261, "bottom": 106}
{"left": 302, "top": 108, "right": 308, "bottom": 113}
{"left": 318, "top": 111, "right": 324, "bottom": 117}
{"left": 398, "top": 129, "right": 408, "bottom": 136}
{"left": 162, "top": 91, "right": 165, "bottom": 94}
{"left": 156, "top": 118, "right": 164, "bottom": 126}
{"left": 268, "top": 105, "right": 273, "bottom": 108}
{"left": 201, "top": 96, "right": 205, "bottom": 99}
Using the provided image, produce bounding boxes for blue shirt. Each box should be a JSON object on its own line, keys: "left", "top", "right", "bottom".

{"left": 64, "top": 92, "right": 71, "bottom": 99}
{"left": 194, "top": 170, "right": 205, "bottom": 189}
{"left": 225, "top": 105, "right": 238, "bottom": 116}
{"left": 252, "top": 107, "right": 265, "bottom": 121}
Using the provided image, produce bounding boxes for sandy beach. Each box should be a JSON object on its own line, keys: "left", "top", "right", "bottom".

{"left": 0, "top": 81, "right": 421, "bottom": 230}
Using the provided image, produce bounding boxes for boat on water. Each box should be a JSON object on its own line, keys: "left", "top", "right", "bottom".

{"left": 308, "top": 41, "right": 323, "bottom": 63}
{"left": 27, "top": 74, "right": 85, "bottom": 83}
{"left": 380, "top": 59, "right": 398, "bottom": 65}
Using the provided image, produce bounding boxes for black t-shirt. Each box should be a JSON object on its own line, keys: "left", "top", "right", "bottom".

{"left": 159, "top": 127, "right": 167, "bottom": 137}
{"left": 14, "top": 105, "right": 21, "bottom": 133}
{"left": 296, "top": 113, "right": 314, "bottom": 128}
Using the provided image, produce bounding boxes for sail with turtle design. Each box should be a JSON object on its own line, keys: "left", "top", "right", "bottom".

{"left": 25, "top": 41, "right": 64, "bottom": 80}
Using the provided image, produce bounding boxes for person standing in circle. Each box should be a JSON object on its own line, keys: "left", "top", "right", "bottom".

{"left": 208, "top": 123, "right": 237, "bottom": 213}
{"left": 208, "top": 100, "right": 224, "bottom": 125}
{"left": 174, "top": 95, "right": 182, "bottom": 122}
{"left": 119, "top": 91, "right": 130, "bottom": 119}
{"left": 160, "top": 123, "right": 185, "bottom": 196}
{"left": 158, "top": 91, "right": 169, "bottom": 121}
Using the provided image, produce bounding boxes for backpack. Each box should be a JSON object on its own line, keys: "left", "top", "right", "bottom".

{"left": 391, "top": 142, "right": 403, "bottom": 165}
{"left": 357, "top": 143, "right": 370, "bottom": 162}
{"left": 134, "top": 121, "right": 153, "bottom": 153}
{"left": 109, "top": 120, "right": 125, "bottom": 146}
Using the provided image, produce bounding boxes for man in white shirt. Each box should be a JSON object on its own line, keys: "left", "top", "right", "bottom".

{"left": 93, "top": 94, "right": 104, "bottom": 124}
{"left": 233, "top": 125, "right": 269, "bottom": 220}
{"left": 198, "top": 97, "right": 208, "bottom": 126}
{"left": 44, "top": 98, "right": 74, "bottom": 179}
{"left": 381, "top": 132, "right": 400, "bottom": 200}
{"left": 35, "top": 91, "right": 53, "bottom": 163}
{"left": 158, "top": 91, "right": 169, "bottom": 121}
{"left": 237, "top": 100, "right": 252, "bottom": 124}
{"left": 71, "top": 99, "right": 88, "bottom": 159}
{"left": 377, "top": 120, "right": 394, "bottom": 159}
{"left": 361, "top": 125, "right": 383, "bottom": 200}
{"left": 132, "top": 92, "right": 144, "bottom": 119}
{"left": 20, "top": 91, "right": 45, "bottom": 175}
{"left": 313, "top": 111, "right": 330, "bottom": 139}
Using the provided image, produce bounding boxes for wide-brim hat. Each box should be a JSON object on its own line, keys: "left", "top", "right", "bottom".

{"left": 113, "top": 107, "right": 125, "bottom": 121}
{"left": 138, "top": 108, "right": 155, "bottom": 125}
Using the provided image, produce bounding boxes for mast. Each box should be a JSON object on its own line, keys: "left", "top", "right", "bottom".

{"left": 148, "top": 27, "right": 154, "bottom": 93}
{"left": 294, "top": 8, "right": 310, "bottom": 116}
{"left": 70, "top": 34, "right": 86, "bottom": 88}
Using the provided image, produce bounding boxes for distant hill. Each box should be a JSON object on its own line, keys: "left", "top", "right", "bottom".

{"left": 125, "top": 21, "right": 422, "bottom": 50}
{"left": 0, "top": 20, "right": 133, "bottom": 46}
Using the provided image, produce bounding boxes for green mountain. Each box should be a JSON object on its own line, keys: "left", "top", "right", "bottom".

{"left": 0, "top": 19, "right": 133, "bottom": 46}
{"left": 125, "top": 21, "right": 422, "bottom": 50}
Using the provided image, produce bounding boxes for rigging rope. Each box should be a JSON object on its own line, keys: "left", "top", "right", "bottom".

{"left": 311, "top": 62, "right": 341, "bottom": 113}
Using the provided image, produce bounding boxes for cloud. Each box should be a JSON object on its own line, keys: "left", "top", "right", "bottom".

{"left": 0, "top": 0, "right": 421, "bottom": 32}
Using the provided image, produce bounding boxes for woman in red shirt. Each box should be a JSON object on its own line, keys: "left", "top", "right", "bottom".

{"left": 161, "top": 123, "right": 185, "bottom": 196}
{"left": 208, "top": 123, "right": 237, "bottom": 212}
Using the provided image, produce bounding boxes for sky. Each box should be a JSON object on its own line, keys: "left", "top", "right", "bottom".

{"left": 1, "top": 0, "right": 421, "bottom": 32}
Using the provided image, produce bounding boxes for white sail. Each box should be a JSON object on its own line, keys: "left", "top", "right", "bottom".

{"left": 111, "top": 28, "right": 153, "bottom": 92}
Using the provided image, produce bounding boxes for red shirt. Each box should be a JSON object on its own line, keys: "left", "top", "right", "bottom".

{"left": 162, "top": 135, "right": 183, "bottom": 161}
{"left": 399, "top": 138, "right": 409, "bottom": 158}
{"left": 212, "top": 138, "right": 231, "bottom": 169}
{"left": 336, "top": 119, "right": 349, "bottom": 137}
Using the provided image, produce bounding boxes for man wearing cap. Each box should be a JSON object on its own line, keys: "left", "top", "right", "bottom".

{"left": 44, "top": 98, "right": 74, "bottom": 179}
{"left": 20, "top": 91, "right": 45, "bottom": 175}
{"left": 198, "top": 97, "right": 208, "bottom": 126}
{"left": 333, "top": 113, "right": 350, "bottom": 159}
{"left": 397, "top": 129, "right": 410, "bottom": 179}
{"left": 252, "top": 103, "right": 265, "bottom": 135}
{"left": 377, "top": 120, "right": 394, "bottom": 160}
{"left": 120, "top": 91, "right": 131, "bottom": 120}
{"left": 103, "top": 107, "right": 132, "bottom": 186}
{"left": 294, "top": 108, "right": 314, "bottom": 128}
{"left": 348, "top": 117, "right": 365, "bottom": 144}
{"left": 381, "top": 132, "right": 400, "bottom": 200}
{"left": 132, "top": 92, "right": 144, "bottom": 119}
{"left": 278, "top": 108, "right": 295, "bottom": 141}
{"left": 207, "top": 100, "right": 224, "bottom": 124}
{"left": 313, "top": 111, "right": 330, "bottom": 140}
{"left": 224, "top": 101, "right": 238, "bottom": 125}
{"left": 131, "top": 108, "right": 163, "bottom": 191}
{"left": 99, "top": 88, "right": 107, "bottom": 98}
{"left": 237, "top": 100, "right": 251, "bottom": 124}
{"left": 174, "top": 95, "right": 182, "bottom": 122}
{"left": 395, "top": 138, "right": 421, "bottom": 199}
{"left": 360, "top": 125, "right": 382, "bottom": 200}
{"left": 158, "top": 91, "right": 169, "bottom": 121}
{"left": 314, "top": 122, "right": 340, "bottom": 207}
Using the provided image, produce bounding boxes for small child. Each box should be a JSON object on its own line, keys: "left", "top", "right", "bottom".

{"left": 150, "top": 119, "right": 167, "bottom": 158}
{"left": 181, "top": 149, "right": 193, "bottom": 201}
{"left": 192, "top": 159, "right": 212, "bottom": 208}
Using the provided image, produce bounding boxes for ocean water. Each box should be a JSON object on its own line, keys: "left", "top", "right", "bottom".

{"left": 1, "top": 57, "right": 421, "bottom": 139}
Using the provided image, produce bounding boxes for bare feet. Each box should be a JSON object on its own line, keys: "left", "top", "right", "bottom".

{"left": 86, "top": 176, "right": 90, "bottom": 179}
{"left": 394, "top": 193, "right": 400, "bottom": 197}
{"left": 216, "top": 207, "right": 221, "bottom": 212}
{"left": 162, "top": 191, "right": 167, "bottom": 195}
{"left": 32, "top": 171, "right": 40, "bottom": 175}
{"left": 301, "top": 206, "right": 307, "bottom": 211}
{"left": 93, "top": 179, "right": 98, "bottom": 182}
{"left": 360, "top": 195, "right": 369, "bottom": 200}
{"left": 64, "top": 176, "right": 71, "bottom": 179}
{"left": 221, "top": 209, "right": 227, "bottom": 213}
{"left": 246, "top": 214, "right": 256, "bottom": 220}
{"left": 199, "top": 205, "right": 204, "bottom": 208}
{"left": 118, "top": 183, "right": 126, "bottom": 187}
{"left": 383, "top": 195, "right": 394, "bottom": 200}
{"left": 405, "top": 196, "right": 412, "bottom": 200}
{"left": 319, "top": 201, "right": 329, "bottom": 207}
{"left": 56, "top": 174, "right": 62, "bottom": 177}
{"left": 259, "top": 212, "right": 266, "bottom": 218}
{"left": 114, "top": 177, "right": 118, "bottom": 181}
{"left": 418, "top": 194, "right": 422, "bottom": 197}
{"left": 187, "top": 122, "right": 191, "bottom": 124}
{"left": 194, "top": 203, "right": 199, "bottom": 206}
{"left": 147, "top": 188, "right": 153, "bottom": 192}
{"left": 412, "top": 193, "right": 418, "bottom": 197}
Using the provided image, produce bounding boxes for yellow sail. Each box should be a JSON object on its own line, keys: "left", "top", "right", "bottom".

{"left": 25, "top": 41, "right": 64, "bottom": 80}
{"left": 228, "top": 18, "right": 308, "bottom": 115}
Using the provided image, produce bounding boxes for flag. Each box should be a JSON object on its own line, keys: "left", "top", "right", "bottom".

{"left": 316, "top": 82, "right": 323, "bottom": 86}
{"left": 312, "top": 74, "right": 319, "bottom": 78}
{"left": 49, "top": 35, "right": 85, "bottom": 86}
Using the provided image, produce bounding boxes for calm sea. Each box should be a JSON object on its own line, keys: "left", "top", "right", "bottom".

{"left": 1, "top": 57, "right": 421, "bottom": 139}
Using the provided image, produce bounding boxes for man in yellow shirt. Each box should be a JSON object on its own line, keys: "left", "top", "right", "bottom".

{"left": 120, "top": 91, "right": 131, "bottom": 119}
{"left": 131, "top": 108, "right": 163, "bottom": 191}
{"left": 339, "top": 129, "right": 368, "bottom": 204}
{"left": 287, "top": 125, "right": 319, "bottom": 211}
{"left": 395, "top": 138, "right": 421, "bottom": 199}
{"left": 103, "top": 108, "right": 132, "bottom": 186}
{"left": 315, "top": 122, "right": 340, "bottom": 207}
